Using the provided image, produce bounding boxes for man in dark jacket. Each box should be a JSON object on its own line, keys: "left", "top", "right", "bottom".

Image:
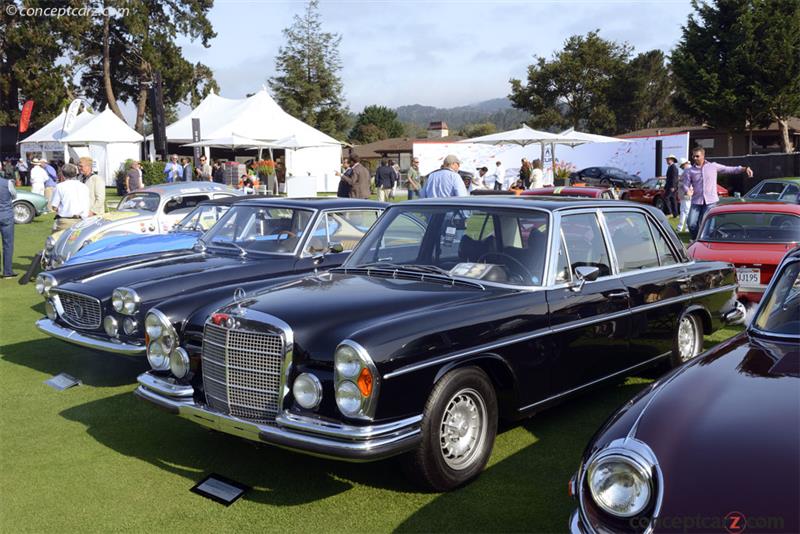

{"left": 374, "top": 159, "right": 396, "bottom": 202}
{"left": 342, "top": 155, "right": 371, "bottom": 199}
{"left": 664, "top": 155, "right": 680, "bottom": 217}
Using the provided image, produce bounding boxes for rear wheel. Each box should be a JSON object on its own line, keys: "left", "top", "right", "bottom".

{"left": 654, "top": 196, "right": 665, "bottom": 213}
{"left": 13, "top": 201, "right": 34, "bottom": 224}
{"left": 599, "top": 178, "right": 611, "bottom": 187}
{"left": 672, "top": 312, "right": 702, "bottom": 367}
{"left": 403, "top": 367, "right": 498, "bottom": 491}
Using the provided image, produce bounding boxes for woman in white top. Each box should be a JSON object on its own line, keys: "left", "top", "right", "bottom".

{"left": 676, "top": 158, "right": 692, "bottom": 232}
{"left": 30, "top": 159, "right": 48, "bottom": 195}
{"left": 528, "top": 159, "right": 544, "bottom": 190}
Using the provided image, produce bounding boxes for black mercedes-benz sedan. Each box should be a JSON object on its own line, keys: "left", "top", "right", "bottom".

{"left": 135, "top": 197, "right": 742, "bottom": 491}
{"left": 35, "top": 197, "right": 385, "bottom": 356}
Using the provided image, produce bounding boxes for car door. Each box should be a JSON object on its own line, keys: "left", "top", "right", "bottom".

{"left": 546, "top": 210, "right": 631, "bottom": 391}
{"left": 295, "top": 209, "right": 382, "bottom": 271}
{"left": 602, "top": 210, "right": 686, "bottom": 365}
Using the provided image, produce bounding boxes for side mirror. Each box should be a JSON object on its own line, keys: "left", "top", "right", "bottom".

{"left": 570, "top": 265, "right": 600, "bottom": 292}
{"left": 722, "top": 300, "right": 746, "bottom": 326}
{"left": 734, "top": 192, "right": 742, "bottom": 199}
{"left": 327, "top": 241, "right": 344, "bottom": 254}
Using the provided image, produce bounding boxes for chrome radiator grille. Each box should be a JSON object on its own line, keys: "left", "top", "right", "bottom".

{"left": 55, "top": 290, "right": 102, "bottom": 329}
{"left": 201, "top": 322, "right": 285, "bottom": 424}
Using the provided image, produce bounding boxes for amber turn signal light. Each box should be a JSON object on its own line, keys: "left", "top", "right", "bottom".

{"left": 357, "top": 367, "right": 373, "bottom": 396}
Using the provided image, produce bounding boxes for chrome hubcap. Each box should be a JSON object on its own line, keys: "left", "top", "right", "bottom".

{"left": 14, "top": 204, "right": 30, "bottom": 222}
{"left": 678, "top": 316, "right": 698, "bottom": 362}
{"left": 439, "top": 388, "right": 487, "bottom": 470}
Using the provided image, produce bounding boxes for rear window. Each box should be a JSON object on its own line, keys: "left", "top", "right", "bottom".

{"left": 699, "top": 212, "right": 800, "bottom": 243}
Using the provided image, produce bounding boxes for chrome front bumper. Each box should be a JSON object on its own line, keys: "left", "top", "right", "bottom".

{"left": 36, "top": 318, "right": 145, "bottom": 356}
{"left": 135, "top": 372, "right": 423, "bottom": 462}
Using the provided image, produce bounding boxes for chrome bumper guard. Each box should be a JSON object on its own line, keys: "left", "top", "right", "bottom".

{"left": 36, "top": 318, "right": 145, "bottom": 356}
{"left": 135, "top": 372, "right": 423, "bottom": 462}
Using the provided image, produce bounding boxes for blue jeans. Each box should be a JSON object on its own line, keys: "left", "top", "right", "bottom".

{"left": 0, "top": 216, "right": 14, "bottom": 275}
{"left": 688, "top": 202, "right": 716, "bottom": 240}
{"left": 407, "top": 189, "right": 420, "bottom": 200}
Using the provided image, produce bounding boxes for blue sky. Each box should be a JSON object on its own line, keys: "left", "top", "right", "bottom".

{"left": 176, "top": 0, "right": 694, "bottom": 113}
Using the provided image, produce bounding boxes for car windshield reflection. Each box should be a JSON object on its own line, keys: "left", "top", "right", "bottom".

{"left": 752, "top": 260, "right": 800, "bottom": 336}
{"left": 202, "top": 205, "right": 314, "bottom": 255}
{"left": 117, "top": 192, "right": 160, "bottom": 212}
{"left": 345, "top": 206, "right": 550, "bottom": 286}
{"left": 174, "top": 205, "right": 230, "bottom": 232}
{"left": 699, "top": 212, "right": 800, "bottom": 243}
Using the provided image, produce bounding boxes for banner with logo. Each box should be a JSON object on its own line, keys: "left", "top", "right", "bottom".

{"left": 18, "top": 100, "right": 35, "bottom": 133}
{"left": 63, "top": 99, "right": 83, "bottom": 133}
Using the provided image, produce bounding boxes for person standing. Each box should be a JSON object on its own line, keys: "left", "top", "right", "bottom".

{"left": 519, "top": 158, "right": 532, "bottom": 189}
{"left": 336, "top": 160, "right": 352, "bottom": 198}
{"left": 182, "top": 158, "right": 193, "bottom": 182}
{"left": 664, "top": 155, "right": 680, "bottom": 218}
{"left": 682, "top": 147, "right": 752, "bottom": 239}
{"left": 195, "top": 155, "right": 212, "bottom": 181}
{"left": 79, "top": 156, "right": 105, "bottom": 216}
{"left": 676, "top": 158, "right": 692, "bottom": 232}
{"left": 493, "top": 160, "right": 505, "bottom": 191}
{"left": 3, "top": 158, "right": 15, "bottom": 182}
{"left": 30, "top": 158, "right": 48, "bottom": 195}
{"left": 420, "top": 154, "right": 468, "bottom": 198}
{"left": 126, "top": 161, "right": 144, "bottom": 193}
{"left": 472, "top": 167, "right": 489, "bottom": 192}
{"left": 163, "top": 154, "right": 183, "bottom": 183}
{"left": 16, "top": 157, "right": 29, "bottom": 186}
{"left": 407, "top": 158, "right": 421, "bottom": 199}
{"left": 342, "top": 155, "right": 371, "bottom": 199}
{"left": 212, "top": 160, "right": 225, "bottom": 184}
{"left": 50, "top": 163, "right": 90, "bottom": 233}
{"left": 374, "top": 159, "right": 396, "bottom": 202}
{"left": 529, "top": 159, "right": 544, "bottom": 190}
{"left": 0, "top": 167, "right": 17, "bottom": 278}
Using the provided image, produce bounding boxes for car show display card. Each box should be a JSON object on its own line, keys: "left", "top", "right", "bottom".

{"left": 190, "top": 474, "right": 249, "bottom": 506}
{"left": 44, "top": 373, "right": 82, "bottom": 391}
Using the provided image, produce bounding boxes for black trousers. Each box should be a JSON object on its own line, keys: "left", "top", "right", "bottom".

{"left": 0, "top": 216, "right": 13, "bottom": 275}
{"left": 665, "top": 191, "right": 679, "bottom": 217}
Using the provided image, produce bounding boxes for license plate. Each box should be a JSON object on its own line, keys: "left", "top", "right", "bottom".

{"left": 737, "top": 268, "right": 760, "bottom": 286}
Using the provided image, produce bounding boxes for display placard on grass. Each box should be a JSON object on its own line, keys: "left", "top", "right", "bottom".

{"left": 44, "top": 373, "right": 81, "bottom": 390}
{"left": 190, "top": 474, "right": 249, "bottom": 506}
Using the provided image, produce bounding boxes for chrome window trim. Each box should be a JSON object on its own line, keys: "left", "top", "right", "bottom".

{"left": 299, "top": 208, "right": 383, "bottom": 258}
{"left": 383, "top": 283, "right": 735, "bottom": 380}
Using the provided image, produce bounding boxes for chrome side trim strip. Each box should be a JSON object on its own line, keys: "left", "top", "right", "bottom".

{"left": 517, "top": 351, "right": 670, "bottom": 413}
{"left": 384, "top": 284, "right": 735, "bottom": 380}
{"left": 36, "top": 318, "right": 145, "bottom": 356}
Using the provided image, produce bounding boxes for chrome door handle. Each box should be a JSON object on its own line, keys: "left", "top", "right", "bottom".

{"left": 676, "top": 277, "right": 691, "bottom": 283}
{"left": 606, "top": 291, "right": 629, "bottom": 299}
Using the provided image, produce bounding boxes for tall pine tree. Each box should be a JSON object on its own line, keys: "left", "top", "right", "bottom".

{"left": 269, "top": 0, "right": 349, "bottom": 139}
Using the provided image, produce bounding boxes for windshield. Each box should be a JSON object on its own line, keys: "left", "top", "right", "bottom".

{"left": 174, "top": 204, "right": 231, "bottom": 232}
{"left": 752, "top": 259, "right": 800, "bottom": 336}
{"left": 344, "top": 205, "right": 550, "bottom": 286}
{"left": 699, "top": 212, "right": 800, "bottom": 243}
{"left": 202, "top": 205, "right": 314, "bottom": 254}
{"left": 642, "top": 178, "right": 662, "bottom": 189}
{"left": 117, "top": 192, "right": 159, "bottom": 212}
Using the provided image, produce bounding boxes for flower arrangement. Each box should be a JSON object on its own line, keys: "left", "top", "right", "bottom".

{"left": 251, "top": 159, "right": 276, "bottom": 176}
{"left": 553, "top": 160, "right": 576, "bottom": 185}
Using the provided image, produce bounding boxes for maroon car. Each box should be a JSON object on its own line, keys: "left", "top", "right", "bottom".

{"left": 569, "top": 246, "right": 800, "bottom": 533}
{"left": 622, "top": 177, "right": 729, "bottom": 212}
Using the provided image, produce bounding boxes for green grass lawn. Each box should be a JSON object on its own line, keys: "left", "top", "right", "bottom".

{"left": 0, "top": 191, "right": 740, "bottom": 532}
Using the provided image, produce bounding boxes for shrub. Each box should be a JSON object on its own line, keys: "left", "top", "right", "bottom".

{"left": 141, "top": 161, "right": 166, "bottom": 186}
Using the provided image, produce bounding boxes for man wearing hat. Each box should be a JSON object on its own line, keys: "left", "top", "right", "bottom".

{"left": 30, "top": 158, "right": 48, "bottom": 196}
{"left": 664, "top": 154, "right": 680, "bottom": 217}
{"left": 420, "top": 154, "right": 468, "bottom": 198}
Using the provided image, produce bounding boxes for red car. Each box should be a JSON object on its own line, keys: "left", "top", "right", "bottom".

{"left": 623, "top": 177, "right": 729, "bottom": 212}
{"left": 522, "top": 186, "right": 616, "bottom": 199}
{"left": 688, "top": 202, "right": 800, "bottom": 303}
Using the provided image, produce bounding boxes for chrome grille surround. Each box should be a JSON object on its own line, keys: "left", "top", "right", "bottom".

{"left": 201, "top": 313, "right": 292, "bottom": 425}
{"left": 53, "top": 290, "right": 103, "bottom": 329}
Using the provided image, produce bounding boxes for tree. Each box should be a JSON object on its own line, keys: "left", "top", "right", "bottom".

{"left": 509, "top": 31, "right": 632, "bottom": 134}
{"left": 269, "top": 0, "right": 349, "bottom": 139}
{"left": 349, "top": 105, "right": 404, "bottom": 142}
{"left": 458, "top": 123, "right": 497, "bottom": 138}
{"left": 671, "top": 0, "right": 758, "bottom": 155}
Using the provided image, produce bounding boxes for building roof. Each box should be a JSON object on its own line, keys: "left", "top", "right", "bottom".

{"left": 428, "top": 121, "right": 448, "bottom": 130}
{"left": 622, "top": 118, "right": 800, "bottom": 138}
{"left": 348, "top": 136, "right": 466, "bottom": 159}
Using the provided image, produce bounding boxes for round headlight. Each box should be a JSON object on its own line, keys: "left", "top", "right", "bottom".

{"left": 335, "top": 380, "right": 362, "bottom": 416}
{"left": 123, "top": 317, "right": 138, "bottom": 336}
{"left": 293, "top": 373, "right": 322, "bottom": 409}
{"left": 45, "top": 236, "right": 55, "bottom": 251}
{"left": 117, "top": 288, "right": 139, "bottom": 315}
{"left": 35, "top": 274, "right": 46, "bottom": 295}
{"left": 335, "top": 344, "right": 361, "bottom": 378}
{"left": 45, "top": 300, "right": 57, "bottom": 321}
{"left": 103, "top": 315, "right": 119, "bottom": 338}
{"left": 147, "top": 340, "right": 169, "bottom": 370}
{"left": 161, "top": 332, "right": 175, "bottom": 352}
{"left": 112, "top": 289, "right": 124, "bottom": 312}
{"left": 145, "top": 312, "right": 163, "bottom": 339}
{"left": 169, "top": 347, "right": 190, "bottom": 379}
{"left": 587, "top": 454, "right": 652, "bottom": 518}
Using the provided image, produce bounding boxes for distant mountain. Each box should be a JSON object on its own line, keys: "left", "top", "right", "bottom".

{"left": 395, "top": 98, "right": 531, "bottom": 132}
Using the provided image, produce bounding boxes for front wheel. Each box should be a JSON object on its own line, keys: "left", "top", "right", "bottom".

{"left": 672, "top": 312, "right": 702, "bottom": 367}
{"left": 403, "top": 366, "right": 498, "bottom": 491}
{"left": 13, "top": 201, "right": 34, "bottom": 224}
{"left": 654, "top": 196, "right": 665, "bottom": 212}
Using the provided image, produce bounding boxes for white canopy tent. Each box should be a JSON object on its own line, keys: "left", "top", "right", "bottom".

{"left": 152, "top": 90, "right": 344, "bottom": 192}
{"left": 18, "top": 109, "right": 95, "bottom": 162}
{"left": 61, "top": 107, "right": 144, "bottom": 186}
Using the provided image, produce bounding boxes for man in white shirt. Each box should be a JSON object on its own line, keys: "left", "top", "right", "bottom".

{"left": 493, "top": 161, "right": 505, "bottom": 191}
{"left": 51, "top": 163, "right": 90, "bottom": 233}
{"left": 30, "top": 158, "right": 48, "bottom": 195}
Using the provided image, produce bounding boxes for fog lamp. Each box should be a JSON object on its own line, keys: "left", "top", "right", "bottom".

{"left": 293, "top": 373, "right": 322, "bottom": 409}
{"left": 103, "top": 315, "right": 119, "bottom": 338}
{"left": 169, "top": 347, "right": 190, "bottom": 379}
{"left": 45, "top": 300, "right": 57, "bottom": 321}
{"left": 123, "top": 317, "right": 138, "bottom": 336}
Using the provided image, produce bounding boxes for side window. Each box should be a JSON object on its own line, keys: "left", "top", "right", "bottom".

{"left": 164, "top": 195, "right": 210, "bottom": 214}
{"left": 560, "top": 213, "right": 612, "bottom": 277}
{"left": 604, "top": 212, "right": 659, "bottom": 272}
{"left": 780, "top": 185, "right": 799, "bottom": 202}
{"left": 648, "top": 219, "right": 678, "bottom": 266}
{"left": 554, "top": 233, "right": 572, "bottom": 283}
{"left": 305, "top": 210, "right": 380, "bottom": 254}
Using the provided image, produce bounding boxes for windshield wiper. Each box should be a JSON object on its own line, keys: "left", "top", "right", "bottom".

{"left": 357, "top": 262, "right": 452, "bottom": 276}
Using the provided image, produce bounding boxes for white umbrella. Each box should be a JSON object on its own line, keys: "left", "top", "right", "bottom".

{"left": 269, "top": 133, "right": 343, "bottom": 150}
{"left": 557, "top": 127, "right": 630, "bottom": 147}
{"left": 463, "top": 124, "right": 564, "bottom": 147}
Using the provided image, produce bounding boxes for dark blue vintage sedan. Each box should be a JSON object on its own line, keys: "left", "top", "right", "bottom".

{"left": 35, "top": 197, "right": 385, "bottom": 356}
{"left": 135, "top": 197, "right": 743, "bottom": 491}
